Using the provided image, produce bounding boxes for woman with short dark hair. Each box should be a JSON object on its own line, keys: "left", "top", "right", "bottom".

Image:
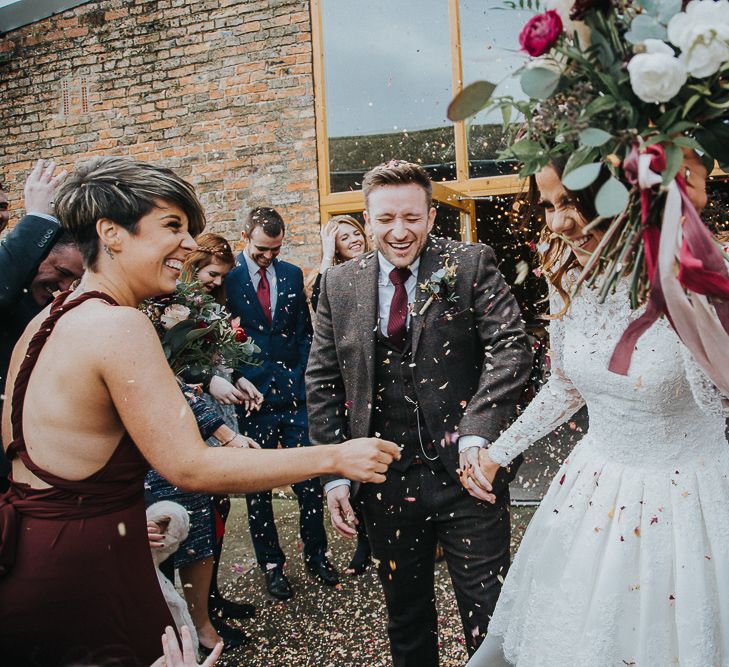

{"left": 0, "top": 156, "right": 399, "bottom": 665}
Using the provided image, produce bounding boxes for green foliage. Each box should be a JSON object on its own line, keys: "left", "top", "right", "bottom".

{"left": 140, "top": 281, "right": 261, "bottom": 378}
{"left": 520, "top": 67, "right": 561, "bottom": 100}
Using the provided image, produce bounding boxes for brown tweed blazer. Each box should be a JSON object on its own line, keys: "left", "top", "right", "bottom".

{"left": 305, "top": 236, "right": 532, "bottom": 485}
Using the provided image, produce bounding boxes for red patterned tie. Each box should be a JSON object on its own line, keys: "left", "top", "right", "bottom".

{"left": 257, "top": 267, "right": 272, "bottom": 324}
{"left": 387, "top": 267, "right": 411, "bottom": 349}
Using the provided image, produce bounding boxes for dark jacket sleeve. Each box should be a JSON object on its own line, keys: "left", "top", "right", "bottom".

{"left": 305, "top": 270, "right": 348, "bottom": 446}
{"left": 294, "top": 267, "right": 313, "bottom": 376}
{"left": 179, "top": 383, "right": 225, "bottom": 441}
{"left": 458, "top": 245, "right": 533, "bottom": 441}
{"left": 310, "top": 273, "right": 323, "bottom": 313}
{"left": 0, "top": 214, "right": 62, "bottom": 310}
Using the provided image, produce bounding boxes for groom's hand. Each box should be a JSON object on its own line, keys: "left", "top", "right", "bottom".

{"left": 326, "top": 485, "right": 358, "bottom": 539}
{"left": 459, "top": 447, "right": 496, "bottom": 504}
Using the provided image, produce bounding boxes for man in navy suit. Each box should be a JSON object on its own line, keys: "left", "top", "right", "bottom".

{"left": 225, "top": 207, "right": 338, "bottom": 599}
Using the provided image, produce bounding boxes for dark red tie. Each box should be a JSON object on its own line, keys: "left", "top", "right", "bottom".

{"left": 257, "top": 267, "right": 272, "bottom": 324}
{"left": 387, "top": 267, "right": 411, "bottom": 349}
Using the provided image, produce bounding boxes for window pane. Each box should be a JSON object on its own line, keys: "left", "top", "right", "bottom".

{"left": 321, "top": 0, "right": 456, "bottom": 192}
{"left": 460, "top": 0, "right": 531, "bottom": 178}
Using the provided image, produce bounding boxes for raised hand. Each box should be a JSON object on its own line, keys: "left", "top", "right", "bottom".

{"left": 24, "top": 159, "right": 67, "bottom": 216}
{"left": 319, "top": 219, "right": 339, "bottom": 269}
{"left": 326, "top": 484, "right": 357, "bottom": 539}
{"left": 334, "top": 437, "right": 400, "bottom": 483}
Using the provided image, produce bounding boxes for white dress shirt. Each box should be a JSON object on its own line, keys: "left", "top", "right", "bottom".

{"left": 243, "top": 251, "right": 277, "bottom": 315}
{"left": 324, "top": 252, "right": 486, "bottom": 495}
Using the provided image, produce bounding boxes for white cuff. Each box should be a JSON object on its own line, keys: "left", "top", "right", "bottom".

{"left": 323, "top": 478, "right": 351, "bottom": 494}
{"left": 458, "top": 435, "right": 489, "bottom": 453}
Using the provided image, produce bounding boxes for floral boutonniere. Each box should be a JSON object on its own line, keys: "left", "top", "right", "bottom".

{"left": 418, "top": 258, "right": 458, "bottom": 315}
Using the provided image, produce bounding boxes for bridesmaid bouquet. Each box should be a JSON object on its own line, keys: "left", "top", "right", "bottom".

{"left": 140, "top": 281, "right": 260, "bottom": 378}
{"left": 448, "top": 0, "right": 729, "bottom": 393}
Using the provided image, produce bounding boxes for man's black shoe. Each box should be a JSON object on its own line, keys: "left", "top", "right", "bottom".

{"left": 346, "top": 537, "right": 372, "bottom": 576}
{"left": 264, "top": 567, "right": 293, "bottom": 600}
{"left": 306, "top": 555, "right": 340, "bottom": 586}
{"left": 210, "top": 596, "right": 257, "bottom": 620}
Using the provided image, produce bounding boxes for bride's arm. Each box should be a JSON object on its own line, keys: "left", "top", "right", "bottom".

{"left": 680, "top": 346, "right": 729, "bottom": 418}
{"left": 486, "top": 292, "right": 585, "bottom": 466}
{"left": 100, "top": 308, "right": 399, "bottom": 493}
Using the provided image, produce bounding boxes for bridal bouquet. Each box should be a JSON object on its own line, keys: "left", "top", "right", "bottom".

{"left": 449, "top": 0, "right": 729, "bottom": 393}
{"left": 140, "top": 281, "right": 260, "bottom": 378}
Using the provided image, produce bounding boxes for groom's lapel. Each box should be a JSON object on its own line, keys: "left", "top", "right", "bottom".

{"left": 411, "top": 237, "right": 446, "bottom": 354}
{"left": 353, "top": 252, "right": 379, "bottom": 405}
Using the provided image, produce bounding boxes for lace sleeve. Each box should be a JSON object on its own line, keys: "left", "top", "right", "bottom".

{"left": 488, "top": 292, "right": 586, "bottom": 466}
{"left": 680, "top": 346, "right": 729, "bottom": 418}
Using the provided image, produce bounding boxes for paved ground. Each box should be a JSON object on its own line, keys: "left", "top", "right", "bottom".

{"left": 211, "top": 496, "right": 536, "bottom": 667}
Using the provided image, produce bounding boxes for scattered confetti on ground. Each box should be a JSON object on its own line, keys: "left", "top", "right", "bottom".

{"left": 213, "top": 496, "right": 535, "bottom": 666}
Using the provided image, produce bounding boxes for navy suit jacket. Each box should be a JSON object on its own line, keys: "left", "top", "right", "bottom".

{"left": 225, "top": 254, "right": 312, "bottom": 409}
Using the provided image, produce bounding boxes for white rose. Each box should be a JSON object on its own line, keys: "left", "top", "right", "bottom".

{"left": 160, "top": 304, "right": 191, "bottom": 329}
{"left": 627, "top": 39, "right": 688, "bottom": 103}
{"left": 667, "top": 0, "right": 729, "bottom": 77}
{"left": 544, "top": 0, "right": 592, "bottom": 47}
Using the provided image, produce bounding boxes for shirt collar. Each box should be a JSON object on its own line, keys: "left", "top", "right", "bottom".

{"left": 243, "top": 250, "right": 273, "bottom": 278}
{"left": 378, "top": 252, "right": 420, "bottom": 285}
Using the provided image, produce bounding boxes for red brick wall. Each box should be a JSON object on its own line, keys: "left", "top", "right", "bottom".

{"left": 0, "top": 0, "right": 322, "bottom": 268}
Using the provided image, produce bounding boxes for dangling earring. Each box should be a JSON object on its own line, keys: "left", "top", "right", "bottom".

{"left": 103, "top": 244, "right": 115, "bottom": 260}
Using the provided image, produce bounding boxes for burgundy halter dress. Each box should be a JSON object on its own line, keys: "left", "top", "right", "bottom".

{"left": 0, "top": 291, "right": 174, "bottom": 666}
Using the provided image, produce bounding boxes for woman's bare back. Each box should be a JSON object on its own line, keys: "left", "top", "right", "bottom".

{"left": 2, "top": 296, "right": 132, "bottom": 487}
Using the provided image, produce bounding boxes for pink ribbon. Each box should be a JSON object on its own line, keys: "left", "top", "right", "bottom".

{"left": 609, "top": 143, "right": 729, "bottom": 395}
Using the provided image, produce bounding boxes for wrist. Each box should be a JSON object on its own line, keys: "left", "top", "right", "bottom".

{"left": 324, "top": 443, "right": 342, "bottom": 476}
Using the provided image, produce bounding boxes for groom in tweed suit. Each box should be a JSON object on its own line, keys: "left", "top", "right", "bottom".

{"left": 306, "top": 161, "right": 532, "bottom": 666}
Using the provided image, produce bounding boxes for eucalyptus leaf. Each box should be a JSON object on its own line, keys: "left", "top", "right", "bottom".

{"left": 662, "top": 144, "right": 684, "bottom": 185}
{"left": 585, "top": 95, "right": 617, "bottom": 116}
{"left": 563, "top": 147, "right": 599, "bottom": 177}
{"left": 185, "top": 326, "right": 214, "bottom": 343}
{"left": 625, "top": 14, "right": 667, "bottom": 44}
{"left": 520, "top": 67, "right": 561, "bottom": 100}
{"left": 589, "top": 29, "right": 615, "bottom": 70}
{"left": 672, "top": 135, "right": 702, "bottom": 151}
{"left": 562, "top": 162, "right": 603, "bottom": 191}
{"left": 595, "top": 177, "right": 630, "bottom": 217}
{"left": 508, "top": 138, "right": 545, "bottom": 160}
{"left": 579, "top": 128, "right": 613, "bottom": 147}
{"left": 657, "top": 0, "right": 682, "bottom": 23}
{"left": 447, "top": 81, "right": 496, "bottom": 121}
{"left": 500, "top": 103, "right": 512, "bottom": 127}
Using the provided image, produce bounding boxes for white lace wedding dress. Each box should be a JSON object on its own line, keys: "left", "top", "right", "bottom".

{"left": 474, "top": 283, "right": 729, "bottom": 667}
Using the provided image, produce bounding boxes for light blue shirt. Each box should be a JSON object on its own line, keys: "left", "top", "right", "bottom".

{"left": 243, "top": 250, "right": 277, "bottom": 316}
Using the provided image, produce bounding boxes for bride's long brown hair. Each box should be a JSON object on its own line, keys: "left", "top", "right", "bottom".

{"left": 517, "top": 157, "right": 610, "bottom": 318}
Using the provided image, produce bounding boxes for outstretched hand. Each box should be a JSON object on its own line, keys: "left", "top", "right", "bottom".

{"left": 24, "top": 159, "right": 67, "bottom": 216}
{"left": 334, "top": 437, "right": 400, "bottom": 484}
{"left": 150, "top": 625, "right": 221, "bottom": 667}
